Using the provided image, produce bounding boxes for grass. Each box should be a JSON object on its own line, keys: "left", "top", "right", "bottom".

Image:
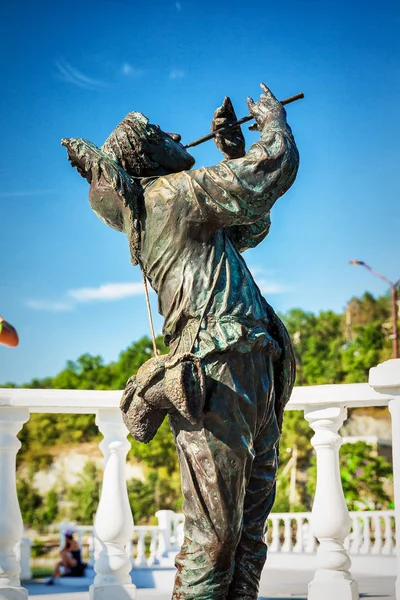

{"left": 31, "top": 566, "right": 53, "bottom": 579}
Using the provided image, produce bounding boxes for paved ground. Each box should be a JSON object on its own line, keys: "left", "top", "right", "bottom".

{"left": 24, "top": 570, "right": 396, "bottom": 599}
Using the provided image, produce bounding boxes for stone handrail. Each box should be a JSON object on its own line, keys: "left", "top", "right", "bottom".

{"left": 145, "top": 509, "right": 396, "bottom": 559}
{"left": 0, "top": 358, "right": 399, "bottom": 600}
{"left": 53, "top": 508, "right": 397, "bottom": 573}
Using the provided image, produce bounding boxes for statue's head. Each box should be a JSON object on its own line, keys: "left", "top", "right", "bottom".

{"left": 101, "top": 112, "right": 195, "bottom": 178}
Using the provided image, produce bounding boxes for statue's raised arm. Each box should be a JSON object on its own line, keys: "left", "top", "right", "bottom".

{"left": 184, "top": 83, "right": 299, "bottom": 234}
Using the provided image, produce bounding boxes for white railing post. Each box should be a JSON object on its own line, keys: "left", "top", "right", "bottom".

{"left": 134, "top": 530, "right": 147, "bottom": 567}
{"left": 15, "top": 539, "right": 32, "bottom": 582}
{"left": 293, "top": 516, "right": 305, "bottom": 553}
{"left": 268, "top": 515, "right": 281, "bottom": 552}
{"left": 155, "top": 510, "right": 175, "bottom": 558}
{"left": 148, "top": 529, "right": 159, "bottom": 566}
{"left": 382, "top": 513, "right": 394, "bottom": 555}
{"left": 372, "top": 513, "right": 383, "bottom": 555}
{"left": 0, "top": 407, "right": 29, "bottom": 600}
{"left": 360, "top": 515, "right": 371, "bottom": 554}
{"left": 282, "top": 516, "right": 293, "bottom": 553}
{"left": 90, "top": 409, "right": 136, "bottom": 600}
{"left": 370, "top": 358, "right": 400, "bottom": 599}
{"left": 304, "top": 405, "right": 359, "bottom": 600}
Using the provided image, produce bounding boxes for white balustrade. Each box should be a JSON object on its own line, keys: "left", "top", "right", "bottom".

{"left": 293, "top": 516, "right": 305, "bottom": 553}
{"left": 171, "top": 513, "right": 185, "bottom": 550}
{"left": 370, "top": 358, "right": 400, "bottom": 599}
{"left": 14, "top": 539, "right": 31, "bottom": 582}
{"left": 0, "top": 361, "right": 399, "bottom": 600}
{"left": 304, "top": 404, "right": 358, "bottom": 600}
{"left": 281, "top": 516, "right": 293, "bottom": 553}
{"left": 155, "top": 510, "right": 176, "bottom": 558}
{"left": 134, "top": 530, "right": 146, "bottom": 567}
{"left": 90, "top": 409, "right": 136, "bottom": 600}
{"left": 147, "top": 529, "right": 159, "bottom": 566}
{"left": 349, "top": 514, "right": 362, "bottom": 554}
{"left": 268, "top": 514, "right": 281, "bottom": 552}
{"left": 382, "top": 512, "right": 395, "bottom": 555}
{"left": 372, "top": 513, "right": 383, "bottom": 555}
{"left": 0, "top": 407, "right": 29, "bottom": 600}
{"left": 359, "top": 514, "right": 371, "bottom": 554}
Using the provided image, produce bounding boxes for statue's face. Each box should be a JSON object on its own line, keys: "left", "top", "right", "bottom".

{"left": 146, "top": 125, "right": 195, "bottom": 174}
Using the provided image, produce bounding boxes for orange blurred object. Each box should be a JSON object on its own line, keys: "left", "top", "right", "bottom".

{"left": 0, "top": 317, "right": 19, "bottom": 347}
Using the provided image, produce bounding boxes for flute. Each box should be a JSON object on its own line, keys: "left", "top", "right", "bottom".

{"left": 184, "top": 92, "right": 304, "bottom": 149}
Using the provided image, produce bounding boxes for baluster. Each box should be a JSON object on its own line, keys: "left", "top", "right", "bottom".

{"left": 77, "top": 531, "right": 83, "bottom": 550}
{"left": 135, "top": 531, "right": 146, "bottom": 566}
{"left": 269, "top": 516, "right": 281, "bottom": 552}
{"left": 382, "top": 514, "right": 394, "bottom": 555}
{"left": 343, "top": 533, "right": 350, "bottom": 552}
{"left": 282, "top": 517, "right": 292, "bottom": 553}
{"left": 305, "top": 405, "right": 358, "bottom": 600}
{"left": 372, "top": 514, "right": 383, "bottom": 555}
{"left": 155, "top": 510, "right": 175, "bottom": 558}
{"left": 176, "top": 522, "right": 184, "bottom": 549}
{"left": 90, "top": 409, "right": 136, "bottom": 600}
{"left": 125, "top": 540, "right": 133, "bottom": 567}
{"left": 349, "top": 515, "right": 361, "bottom": 555}
{"left": 147, "top": 530, "right": 159, "bottom": 566}
{"left": 172, "top": 514, "right": 185, "bottom": 551}
{"left": 88, "top": 531, "right": 95, "bottom": 567}
{"left": 14, "top": 538, "right": 31, "bottom": 582}
{"left": 304, "top": 520, "right": 317, "bottom": 554}
{"left": 360, "top": 515, "right": 371, "bottom": 554}
{"left": 0, "top": 407, "right": 29, "bottom": 600}
{"left": 293, "top": 516, "right": 304, "bottom": 553}
{"left": 370, "top": 359, "right": 400, "bottom": 598}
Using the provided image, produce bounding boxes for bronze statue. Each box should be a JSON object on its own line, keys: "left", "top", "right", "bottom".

{"left": 62, "top": 83, "right": 299, "bottom": 600}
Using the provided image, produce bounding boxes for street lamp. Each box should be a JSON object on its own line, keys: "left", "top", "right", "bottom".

{"left": 349, "top": 260, "right": 400, "bottom": 359}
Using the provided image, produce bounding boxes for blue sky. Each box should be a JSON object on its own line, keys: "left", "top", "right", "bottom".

{"left": 1, "top": 0, "right": 399, "bottom": 384}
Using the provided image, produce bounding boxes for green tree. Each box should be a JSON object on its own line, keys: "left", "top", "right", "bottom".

{"left": 67, "top": 461, "right": 102, "bottom": 523}
{"left": 17, "top": 478, "right": 44, "bottom": 528}
{"left": 129, "top": 419, "right": 178, "bottom": 474}
{"left": 40, "top": 489, "right": 59, "bottom": 525}
{"left": 342, "top": 324, "right": 386, "bottom": 383}
{"left": 283, "top": 308, "right": 346, "bottom": 385}
{"left": 127, "top": 468, "right": 182, "bottom": 524}
{"left": 307, "top": 441, "right": 393, "bottom": 511}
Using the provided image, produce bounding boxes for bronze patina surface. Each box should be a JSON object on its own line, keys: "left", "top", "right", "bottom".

{"left": 62, "top": 83, "right": 299, "bottom": 600}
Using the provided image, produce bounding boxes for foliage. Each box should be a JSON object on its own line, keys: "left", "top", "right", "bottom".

{"left": 128, "top": 468, "right": 182, "bottom": 524}
{"left": 342, "top": 324, "right": 386, "bottom": 383}
{"left": 129, "top": 419, "right": 178, "bottom": 474}
{"left": 283, "top": 309, "right": 346, "bottom": 385}
{"left": 31, "top": 566, "right": 53, "bottom": 578}
{"left": 283, "top": 291, "right": 395, "bottom": 386}
{"left": 66, "top": 461, "right": 102, "bottom": 524}
{"left": 17, "top": 480, "right": 59, "bottom": 530}
{"left": 307, "top": 441, "right": 393, "bottom": 511}
{"left": 17, "top": 478, "right": 44, "bottom": 529}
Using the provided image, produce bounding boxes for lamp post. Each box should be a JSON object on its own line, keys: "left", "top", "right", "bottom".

{"left": 349, "top": 260, "right": 400, "bottom": 359}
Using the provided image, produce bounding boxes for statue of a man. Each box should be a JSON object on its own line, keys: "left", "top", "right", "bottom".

{"left": 63, "top": 83, "right": 299, "bottom": 600}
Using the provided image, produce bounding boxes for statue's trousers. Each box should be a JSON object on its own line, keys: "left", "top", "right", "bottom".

{"left": 169, "top": 347, "right": 280, "bottom": 600}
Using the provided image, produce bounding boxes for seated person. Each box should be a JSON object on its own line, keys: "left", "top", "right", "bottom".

{"left": 46, "top": 531, "right": 85, "bottom": 584}
{"left": 0, "top": 316, "right": 19, "bottom": 347}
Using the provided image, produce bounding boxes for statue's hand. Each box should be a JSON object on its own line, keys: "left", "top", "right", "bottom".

{"left": 61, "top": 138, "right": 93, "bottom": 183}
{"left": 211, "top": 97, "right": 245, "bottom": 159}
{"left": 247, "top": 83, "right": 286, "bottom": 131}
